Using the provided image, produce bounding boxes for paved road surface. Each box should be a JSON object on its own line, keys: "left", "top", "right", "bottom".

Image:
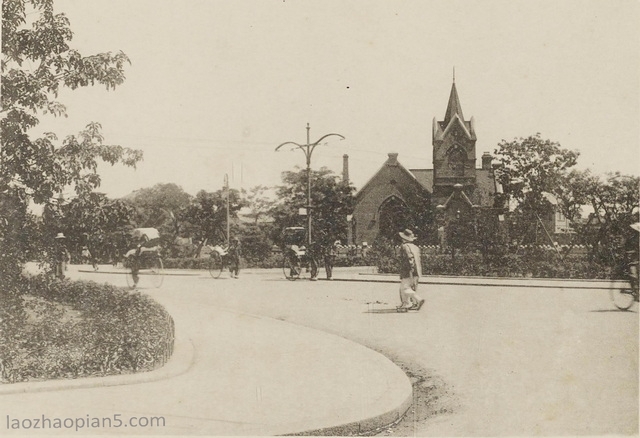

{"left": 5, "top": 266, "right": 638, "bottom": 435}
{"left": 153, "top": 269, "right": 637, "bottom": 436}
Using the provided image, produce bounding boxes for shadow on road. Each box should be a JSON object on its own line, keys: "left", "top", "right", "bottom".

{"left": 365, "top": 308, "right": 403, "bottom": 314}
{"left": 590, "top": 308, "right": 638, "bottom": 313}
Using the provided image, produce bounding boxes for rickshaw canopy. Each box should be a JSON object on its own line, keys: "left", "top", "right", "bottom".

{"left": 131, "top": 228, "right": 160, "bottom": 241}
{"left": 282, "top": 227, "right": 306, "bottom": 247}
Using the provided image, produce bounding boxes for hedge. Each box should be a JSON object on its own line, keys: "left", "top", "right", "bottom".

{"left": 163, "top": 253, "right": 284, "bottom": 270}
{"left": 374, "top": 248, "right": 613, "bottom": 279}
{"left": 1, "top": 276, "right": 174, "bottom": 384}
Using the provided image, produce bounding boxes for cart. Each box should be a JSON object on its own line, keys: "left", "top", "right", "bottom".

{"left": 123, "top": 228, "right": 164, "bottom": 288}
{"left": 281, "top": 227, "right": 308, "bottom": 281}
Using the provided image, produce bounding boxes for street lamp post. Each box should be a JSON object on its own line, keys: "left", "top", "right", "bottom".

{"left": 224, "top": 173, "right": 230, "bottom": 245}
{"left": 275, "top": 123, "right": 345, "bottom": 248}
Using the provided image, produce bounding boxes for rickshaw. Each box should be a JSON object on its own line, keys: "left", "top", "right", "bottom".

{"left": 281, "top": 227, "right": 308, "bottom": 281}
{"left": 123, "top": 228, "right": 164, "bottom": 288}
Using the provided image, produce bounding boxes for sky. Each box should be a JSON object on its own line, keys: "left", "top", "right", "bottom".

{"left": 35, "top": 0, "right": 639, "bottom": 199}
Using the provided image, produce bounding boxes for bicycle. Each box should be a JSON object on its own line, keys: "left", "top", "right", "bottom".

{"left": 610, "top": 261, "right": 639, "bottom": 311}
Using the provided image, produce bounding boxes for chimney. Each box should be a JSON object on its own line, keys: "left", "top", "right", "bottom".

{"left": 481, "top": 152, "right": 492, "bottom": 170}
{"left": 387, "top": 152, "right": 399, "bottom": 166}
{"left": 342, "top": 154, "right": 349, "bottom": 184}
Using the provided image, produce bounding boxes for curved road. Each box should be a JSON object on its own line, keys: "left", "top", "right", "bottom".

{"left": 3, "top": 266, "right": 638, "bottom": 435}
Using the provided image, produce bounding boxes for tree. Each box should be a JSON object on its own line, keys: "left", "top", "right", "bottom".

{"left": 48, "top": 192, "right": 136, "bottom": 262}
{"left": 123, "top": 183, "right": 193, "bottom": 235}
{"left": 271, "top": 166, "right": 355, "bottom": 248}
{"left": 574, "top": 172, "right": 639, "bottom": 273}
{"left": 1, "top": 0, "right": 142, "bottom": 281}
{"left": 242, "top": 185, "right": 275, "bottom": 224}
{"left": 494, "top": 134, "right": 579, "bottom": 245}
{"left": 181, "top": 188, "right": 245, "bottom": 248}
{"left": 238, "top": 185, "right": 277, "bottom": 264}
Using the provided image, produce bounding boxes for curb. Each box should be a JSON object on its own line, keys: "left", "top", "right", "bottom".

{"left": 209, "top": 306, "right": 414, "bottom": 437}
{"left": 0, "top": 335, "right": 195, "bottom": 395}
{"left": 288, "top": 388, "right": 412, "bottom": 436}
{"left": 77, "top": 269, "right": 201, "bottom": 277}
{"left": 326, "top": 275, "right": 627, "bottom": 290}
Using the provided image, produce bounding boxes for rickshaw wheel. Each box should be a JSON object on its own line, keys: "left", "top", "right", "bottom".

{"left": 283, "top": 257, "right": 301, "bottom": 281}
{"left": 124, "top": 256, "right": 136, "bottom": 289}
{"left": 209, "top": 252, "right": 223, "bottom": 279}
{"left": 149, "top": 257, "right": 164, "bottom": 288}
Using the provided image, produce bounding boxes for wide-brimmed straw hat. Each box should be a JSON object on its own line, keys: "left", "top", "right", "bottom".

{"left": 399, "top": 229, "right": 416, "bottom": 242}
{"left": 55, "top": 233, "right": 66, "bottom": 239}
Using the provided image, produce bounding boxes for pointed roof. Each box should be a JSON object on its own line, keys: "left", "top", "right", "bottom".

{"left": 354, "top": 153, "right": 430, "bottom": 201}
{"left": 443, "top": 81, "right": 464, "bottom": 126}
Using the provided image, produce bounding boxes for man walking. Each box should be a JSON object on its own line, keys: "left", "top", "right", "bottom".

{"left": 324, "top": 240, "right": 340, "bottom": 280}
{"left": 54, "top": 233, "right": 71, "bottom": 280}
{"left": 397, "top": 229, "right": 425, "bottom": 312}
{"left": 228, "top": 237, "right": 241, "bottom": 279}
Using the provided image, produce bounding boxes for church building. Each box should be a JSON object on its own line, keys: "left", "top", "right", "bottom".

{"left": 351, "top": 79, "right": 503, "bottom": 245}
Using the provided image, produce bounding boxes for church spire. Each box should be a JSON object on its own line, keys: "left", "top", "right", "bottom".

{"left": 443, "top": 78, "right": 464, "bottom": 126}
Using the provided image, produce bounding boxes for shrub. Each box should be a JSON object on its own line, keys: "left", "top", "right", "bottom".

{"left": 1, "top": 276, "right": 174, "bottom": 383}
{"left": 371, "top": 245, "right": 615, "bottom": 279}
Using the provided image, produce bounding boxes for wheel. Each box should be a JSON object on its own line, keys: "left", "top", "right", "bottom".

{"left": 125, "top": 269, "right": 136, "bottom": 289}
{"left": 610, "top": 287, "right": 636, "bottom": 310}
{"left": 124, "top": 256, "right": 137, "bottom": 289}
{"left": 283, "top": 257, "right": 301, "bottom": 281}
{"left": 149, "top": 257, "right": 164, "bottom": 288}
{"left": 209, "top": 252, "right": 223, "bottom": 278}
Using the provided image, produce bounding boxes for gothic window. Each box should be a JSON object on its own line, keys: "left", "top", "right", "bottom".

{"left": 447, "top": 144, "right": 468, "bottom": 175}
{"left": 378, "top": 196, "right": 413, "bottom": 242}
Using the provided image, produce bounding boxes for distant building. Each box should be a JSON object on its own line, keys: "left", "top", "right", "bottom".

{"left": 352, "top": 79, "right": 504, "bottom": 245}
{"left": 539, "top": 193, "right": 571, "bottom": 234}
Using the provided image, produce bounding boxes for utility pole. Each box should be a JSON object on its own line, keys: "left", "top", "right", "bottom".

{"left": 224, "top": 173, "right": 230, "bottom": 245}
{"left": 275, "top": 123, "right": 345, "bottom": 248}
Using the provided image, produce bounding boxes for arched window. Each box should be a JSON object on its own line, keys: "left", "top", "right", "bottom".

{"left": 447, "top": 144, "right": 467, "bottom": 176}
{"left": 378, "top": 196, "right": 413, "bottom": 241}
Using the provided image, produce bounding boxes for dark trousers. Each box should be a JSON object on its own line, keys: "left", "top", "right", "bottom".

{"left": 324, "top": 255, "right": 335, "bottom": 279}
{"left": 309, "top": 256, "right": 318, "bottom": 279}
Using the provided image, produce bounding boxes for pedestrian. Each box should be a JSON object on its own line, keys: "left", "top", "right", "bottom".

{"left": 396, "top": 229, "right": 425, "bottom": 312}
{"left": 81, "top": 242, "right": 99, "bottom": 271}
{"left": 324, "top": 240, "right": 340, "bottom": 280}
{"left": 54, "top": 233, "right": 70, "bottom": 280}
{"left": 228, "top": 237, "right": 241, "bottom": 279}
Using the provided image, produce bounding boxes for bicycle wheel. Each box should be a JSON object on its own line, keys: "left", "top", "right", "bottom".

{"left": 209, "top": 252, "right": 223, "bottom": 279}
{"left": 283, "top": 257, "right": 300, "bottom": 281}
{"left": 610, "top": 287, "right": 636, "bottom": 310}
{"left": 149, "top": 257, "right": 164, "bottom": 288}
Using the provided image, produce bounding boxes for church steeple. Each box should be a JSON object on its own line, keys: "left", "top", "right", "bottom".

{"left": 443, "top": 80, "right": 464, "bottom": 126}
{"left": 432, "top": 75, "right": 477, "bottom": 194}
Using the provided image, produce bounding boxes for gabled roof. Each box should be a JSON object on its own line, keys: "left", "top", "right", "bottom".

{"left": 440, "top": 187, "right": 476, "bottom": 209}
{"left": 355, "top": 153, "right": 430, "bottom": 201}
{"left": 408, "top": 169, "right": 433, "bottom": 191}
{"left": 435, "top": 113, "right": 475, "bottom": 141}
